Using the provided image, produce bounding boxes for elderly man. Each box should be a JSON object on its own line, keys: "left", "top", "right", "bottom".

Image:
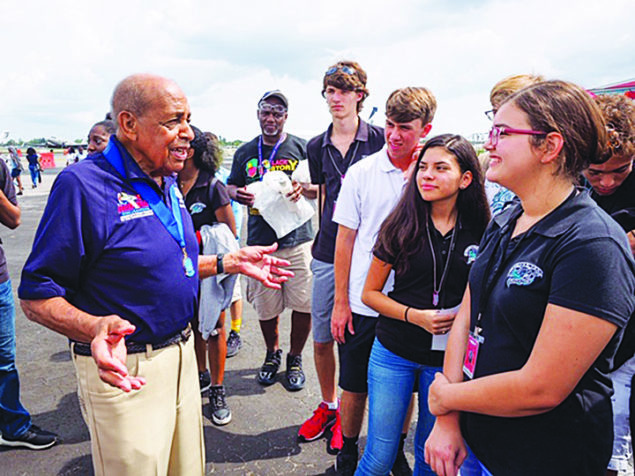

{"left": 18, "top": 74, "right": 291, "bottom": 476}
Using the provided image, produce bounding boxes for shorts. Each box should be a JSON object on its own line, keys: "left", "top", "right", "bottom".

{"left": 338, "top": 312, "right": 378, "bottom": 393}
{"left": 310, "top": 259, "right": 335, "bottom": 343}
{"left": 245, "top": 241, "right": 312, "bottom": 321}
{"left": 608, "top": 354, "right": 634, "bottom": 472}
{"left": 231, "top": 277, "right": 242, "bottom": 304}
{"left": 10, "top": 168, "right": 21, "bottom": 178}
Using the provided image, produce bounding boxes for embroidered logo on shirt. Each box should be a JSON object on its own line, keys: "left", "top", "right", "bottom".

{"left": 117, "top": 192, "right": 153, "bottom": 222}
{"left": 506, "top": 262, "right": 544, "bottom": 288}
{"left": 189, "top": 202, "right": 206, "bottom": 214}
{"left": 464, "top": 245, "right": 479, "bottom": 264}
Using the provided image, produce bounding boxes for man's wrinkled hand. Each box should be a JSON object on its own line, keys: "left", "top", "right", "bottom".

{"left": 230, "top": 243, "right": 294, "bottom": 289}
{"left": 90, "top": 316, "right": 146, "bottom": 392}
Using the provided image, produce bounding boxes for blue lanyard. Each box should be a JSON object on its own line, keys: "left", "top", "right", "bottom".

{"left": 257, "top": 134, "right": 285, "bottom": 180}
{"left": 102, "top": 140, "right": 195, "bottom": 277}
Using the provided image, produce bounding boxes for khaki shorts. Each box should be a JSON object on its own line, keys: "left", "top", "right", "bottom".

{"left": 245, "top": 241, "right": 313, "bottom": 320}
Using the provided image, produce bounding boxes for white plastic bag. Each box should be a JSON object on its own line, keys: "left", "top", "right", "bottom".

{"left": 246, "top": 171, "right": 314, "bottom": 238}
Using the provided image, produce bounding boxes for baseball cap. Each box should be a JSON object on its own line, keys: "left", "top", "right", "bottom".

{"left": 258, "top": 90, "right": 288, "bottom": 108}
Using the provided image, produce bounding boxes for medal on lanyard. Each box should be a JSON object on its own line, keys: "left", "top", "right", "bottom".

{"left": 103, "top": 140, "right": 196, "bottom": 278}
{"left": 169, "top": 186, "right": 196, "bottom": 277}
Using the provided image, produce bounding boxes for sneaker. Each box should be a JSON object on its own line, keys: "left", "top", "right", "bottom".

{"left": 298, "top": 402, "right": 337, "bottom": 442}
{"left": 391, "top": 447, "right": 413, "bottom": 476}
{"left": 328, "top": 410, "right": 343, "bottom": 455}
{"left": 285, "top": 353, "right": 305, "bottom": 391}
{"left": 257, "top": 349, "right": 282, "bottom": 386}
{"left": 209, "top": 385, "right": 232, "bottom": 426}
{"left": 199, "top": 369, "right": 211, "bottom": 393}
{"left": 335, "top": 449, "right": 358, "bottom": 476}
{"left": 226, "top": 330, "right": 242, "bottom": 358}
{"left": 0, "top": 425, "right": 58, "bottom": 450}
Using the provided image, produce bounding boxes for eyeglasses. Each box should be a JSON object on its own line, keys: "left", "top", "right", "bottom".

{"left": 258, "top": 102, "right": 287, "bottom": 118}
{"left": 325, "top": 65, "right": 357, "bottom": 76}
{"left": 488, "top": 125, "right": 548, "bottom": 147}
{"left": 484, "top": 109, "right": 496, "bottom": 121}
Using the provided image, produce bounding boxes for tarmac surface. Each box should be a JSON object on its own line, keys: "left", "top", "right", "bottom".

{"left": 1, "top": 163, "right": 633, "bottom": 475}
{"left": 0, "top": 164, "right": 407, "bottom": 475}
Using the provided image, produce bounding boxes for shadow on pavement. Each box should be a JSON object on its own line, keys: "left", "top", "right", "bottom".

{"left": 58, "top": 454, "right": 93, "bottom": 475}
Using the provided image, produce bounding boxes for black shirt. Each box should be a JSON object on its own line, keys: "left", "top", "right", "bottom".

{"left": 462, "top": 190, "right": 635, "bottom": 476}
{"left": 228, "top": 134, "right": 313, "bottom": 248}
{"left": 183, "top": 170, "right": 230, "bottom": 233}
{"left": 587, "top": 171, "right": 635, "bottom": 368}
{"left": 308, "top": 120, "right": 384, "bottom": 263}
{"left": 374, "top": 217, "right": 482, "bottom": 366}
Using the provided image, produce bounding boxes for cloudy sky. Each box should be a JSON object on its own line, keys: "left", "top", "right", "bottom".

{"left": 1, "top": 0, "right": 632, "bottom": 144}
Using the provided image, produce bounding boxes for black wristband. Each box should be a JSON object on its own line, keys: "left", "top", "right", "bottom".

{"left": 217, "top": 253, "right": 225, "bottom": 274}
{"left": 404, "top": 307, "right": 411, "bottom": 323}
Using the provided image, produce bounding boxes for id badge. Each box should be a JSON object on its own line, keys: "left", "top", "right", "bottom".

{"left": 463, "top": 330, "right": 484, "bottom": 379}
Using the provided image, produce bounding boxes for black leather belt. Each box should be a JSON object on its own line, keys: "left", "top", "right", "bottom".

{"left": 71, "top": 326, "right": 192, "bottom": 357}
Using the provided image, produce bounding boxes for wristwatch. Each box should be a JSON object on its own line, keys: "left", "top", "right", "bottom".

{"left": 217, "top": 253, "right": 224, "bottom": 274}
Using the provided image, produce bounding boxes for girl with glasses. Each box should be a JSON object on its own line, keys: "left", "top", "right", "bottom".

{"left": 425, "top": 80, "right": 635, "bottom": 476}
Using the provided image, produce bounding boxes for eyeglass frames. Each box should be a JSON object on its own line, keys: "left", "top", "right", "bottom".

{"left": 258, "top": 102, "right": 287, "bottom": 118}
{"left": 488, "top": 125, "right": 548, "bottom": 147}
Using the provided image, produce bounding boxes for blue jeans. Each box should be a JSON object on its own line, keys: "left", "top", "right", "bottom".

{"left": 356, "top": 338, "right": 440, "bottom": 476}
{"left": 460, "top": 446, "right": 493, "bottom": 476}
{"left": 0, "top": 279, "right": 31, "bottom": 438}
{"left": 28, "top": 164, "right": 38, "bottom": 187}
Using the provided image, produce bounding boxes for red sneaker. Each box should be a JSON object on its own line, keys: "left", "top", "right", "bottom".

{"left": 298, "top": 402, "right": 337, "bottom": 441}
{"left": 328, "top": 410, "right": 343, "bottom": 455}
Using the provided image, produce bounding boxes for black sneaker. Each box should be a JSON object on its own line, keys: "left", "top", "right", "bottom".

{"left": 335, "top": 449, "right": 358, "bottom": 475}
{"left": 209, "top": 385, "right": 232, "bottom": 426}
{"left": 0, "top": 425, "right": 58, "bottom": 450}
{"left": 199, "top": 369, "right": 211, "bottom": 393}
{"left": 285, "top": 353, "right": 305, "bottom": 391}
{"left": 257, "top": 349, "right": 282, "bottom": 386}
{"left": 391, "top": 447, "right": 413, "bottom": 476}
{"left": 226, "top": 330, "right": 242, "bottom": 358}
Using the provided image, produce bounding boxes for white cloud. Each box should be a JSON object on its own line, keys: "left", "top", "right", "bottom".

{"left": 0, "top": 0, "right": 632, "bottom": 143}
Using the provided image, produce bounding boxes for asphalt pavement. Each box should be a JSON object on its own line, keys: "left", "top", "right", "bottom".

{"left": 0, "top": 164, "right": 408, "bottom": 475}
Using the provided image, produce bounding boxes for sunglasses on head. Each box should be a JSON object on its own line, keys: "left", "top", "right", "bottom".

{"left": 325, "top": 65, "right": 357, "bottom": 76}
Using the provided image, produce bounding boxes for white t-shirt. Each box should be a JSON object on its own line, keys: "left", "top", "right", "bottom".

{"left": 333, "top": 146, "right": 408, "bottom": 316}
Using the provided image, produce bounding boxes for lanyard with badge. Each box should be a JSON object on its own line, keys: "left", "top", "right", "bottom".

{"left": 257, "top": 134, "right": 285, "bottom": 180}
{"left": 103, "top": 140, "right": 196, "bottom": 278}
{"left": 463, "top": 210, "right": 527, "bottom": 378}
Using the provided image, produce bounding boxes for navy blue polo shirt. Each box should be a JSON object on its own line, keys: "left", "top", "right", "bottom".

{"left": 307, "top": 120, "right": 384, "bottom": 263}
{"left": 18, "top": 137, "right": 199, "bottom": 344}
{"left": 462, "top": 190, "right": 635, "bottom": 475}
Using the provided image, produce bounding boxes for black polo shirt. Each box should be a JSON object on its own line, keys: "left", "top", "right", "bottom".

{"left": 307, "top": 120, "right": 384, "bottom": 263}
{"left": 462, "top": 190, "right": 635, "bottom": 476}
{"left": 183, "top": 170, "right": 230, "bottom": 232}
{"left": 374, "top": 217, "right": 483, "bottom": 366}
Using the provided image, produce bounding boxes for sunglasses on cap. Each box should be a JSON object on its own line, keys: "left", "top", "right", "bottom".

{"left": 325, "top": 65, "right": 357, "bottom": 76}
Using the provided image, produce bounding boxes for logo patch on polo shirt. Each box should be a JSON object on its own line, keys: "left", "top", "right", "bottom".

{"left": 464, "top": 245, "right": 479, "bottom": 264}
{"left": 506, "top": 262, "right": 543, "bottom": 288}
{"left": 189, "top": 202, "right": 206, "bottom": 214}
{"left": 117, "top": 192, "right": 153, "bottom": 222}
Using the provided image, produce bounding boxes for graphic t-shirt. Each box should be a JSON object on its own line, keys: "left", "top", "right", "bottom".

{"left": 228, "top": 134, "right": 313, "bottom": 248}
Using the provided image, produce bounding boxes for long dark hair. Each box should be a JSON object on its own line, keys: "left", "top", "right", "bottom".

{"left": 190, "top": 125, "right": 223, "bottom": 175}
{"left": 374, "top": 134, "right": 490, "bottom": 276}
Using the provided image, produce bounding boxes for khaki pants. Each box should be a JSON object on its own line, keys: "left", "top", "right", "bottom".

{"left": 71, "top": 337, "right": 205, "bottom": 476}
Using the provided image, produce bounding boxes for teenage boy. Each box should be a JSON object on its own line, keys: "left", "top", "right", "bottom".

{"left": 299, "top": 61, "right": 384, "bottom": 454}
{"left": 332, "top": 87, "right": 436, "bottom": 475}
{"left": 227, "top": 90, "right": 315, "bottom": 391}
